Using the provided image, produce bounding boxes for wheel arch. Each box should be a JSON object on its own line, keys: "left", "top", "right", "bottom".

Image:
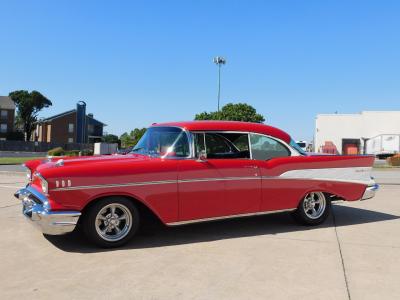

{"left": 80, "top": 192, "right": 165, "bottom": 225}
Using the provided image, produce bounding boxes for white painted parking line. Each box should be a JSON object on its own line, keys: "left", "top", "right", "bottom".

{"left": 0, "top": 185, "right": 23, "bottom": 189}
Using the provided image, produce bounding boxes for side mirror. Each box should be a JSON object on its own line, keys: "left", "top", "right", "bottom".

{"left": 197, "top": 150, "right": 207, "bottom": 162}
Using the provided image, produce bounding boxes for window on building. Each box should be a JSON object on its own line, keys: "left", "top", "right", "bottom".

{"left": 88, "top": 124, "right": 94, "bottom": 134}
{"left": 0, "top": 110, "right": 8, "bottom": 119}
{"left": 68, "top": 123, "right": 74, "bottom": 133}
{"left": 68, "top": 137, "right": 74, "bottom": 143}
{"left": 0, "top": 124, "right": 7, "bottom": 133}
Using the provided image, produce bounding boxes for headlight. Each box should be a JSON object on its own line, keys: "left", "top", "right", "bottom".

{"left": 22, "top": 164, "right": 32, "bottom": 181}
{"left": 36, "top": 172, "right": 48, "bottom": 195}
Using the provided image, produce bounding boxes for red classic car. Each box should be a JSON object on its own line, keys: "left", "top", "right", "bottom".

{"left": 15, "top": 121, "right": 378, "bottom": 247}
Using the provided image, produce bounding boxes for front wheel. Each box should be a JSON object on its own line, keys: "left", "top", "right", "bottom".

{"left": 292, "top": 192, "right": 330, "bottom": 225}
{"left": 82, "top": 197, "right": 140, "bottom": 248}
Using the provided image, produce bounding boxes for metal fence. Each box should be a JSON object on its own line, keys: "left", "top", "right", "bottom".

{"left": 0, "top": 141, "right": 94, "bottom": 152}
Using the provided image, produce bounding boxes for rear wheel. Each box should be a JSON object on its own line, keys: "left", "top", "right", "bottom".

{"left": 82, "top": 197, "right": 140, "bottom": 248}
{"left": 293, "top": 192, "right": 330, "bottom": 225}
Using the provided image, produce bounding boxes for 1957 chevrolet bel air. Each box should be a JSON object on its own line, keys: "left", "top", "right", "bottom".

{"left": 15, "top": 121, "right": 378, "bottom": 247}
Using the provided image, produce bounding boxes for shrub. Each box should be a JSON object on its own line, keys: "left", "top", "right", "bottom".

{"left": 81, "top": 149, "right": 94, "bottom": 156}
{"left": 48, "top": 147, "right": 64, "bottom": 156}
{"left": 65, "top": 150, "right": 80, "bottom": 156}
{"left": 388, "top": 154, "right": 400, "bottom": 166}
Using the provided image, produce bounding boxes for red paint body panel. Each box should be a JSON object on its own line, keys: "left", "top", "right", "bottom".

{"left": 22, "top": 121, "right": 375, "bottom": 225}
{"left": 178, "top": 159, "right": 261, "bottom": 221}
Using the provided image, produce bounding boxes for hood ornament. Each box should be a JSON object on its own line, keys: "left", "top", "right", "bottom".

{"left": 55, "top": 159, "right": 64, "bottom": 167}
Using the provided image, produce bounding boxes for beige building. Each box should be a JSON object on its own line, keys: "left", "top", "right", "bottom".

{"left": 315, "top": 111, "right": 400, "bottom": 155}
{"left": 0, "top": 96, "right": 16, "bottom": 140}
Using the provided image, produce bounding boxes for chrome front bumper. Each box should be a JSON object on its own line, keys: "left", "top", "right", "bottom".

{"left": 14, "top": 186, "right": 81, "bottom": 235}
{"left": 361, "top": 183, "right": 379, "bottom": 200}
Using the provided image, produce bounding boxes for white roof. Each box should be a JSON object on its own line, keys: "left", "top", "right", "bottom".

{"left": 0, "top": 96, "right": 16, "bottom": 110}
{"left": 317, "top": 110, "right": 400, "bottom": 117}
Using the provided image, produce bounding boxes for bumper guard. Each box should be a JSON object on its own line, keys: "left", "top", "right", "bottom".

{"left": 361, "top": 183, "right": 379, "bottom": 201}
{"left": 14, "top": 186, "right": 81, "bottom": 235}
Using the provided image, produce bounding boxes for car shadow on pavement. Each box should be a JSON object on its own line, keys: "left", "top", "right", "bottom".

{"left": 44, "top": 204, "right": 399, "bottom": 253}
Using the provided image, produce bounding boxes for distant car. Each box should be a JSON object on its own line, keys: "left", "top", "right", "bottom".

{"left": 296, "top": 140, "right": 308, "bottom": 152}
{"left": 16, "top": 121, "right": 378, "bottom": 248}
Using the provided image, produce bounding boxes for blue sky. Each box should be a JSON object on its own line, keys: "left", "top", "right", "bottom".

{"left": 1, "top": 0, "right": 400, "bottom": 141}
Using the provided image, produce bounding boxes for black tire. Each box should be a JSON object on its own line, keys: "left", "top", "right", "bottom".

{"left": 292, "top": 192, "right": 331, "bottom": 226}
{"left": 82, "top": 197, "right": 140, "bottom": 248}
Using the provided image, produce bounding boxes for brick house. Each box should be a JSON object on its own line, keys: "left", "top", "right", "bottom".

{"left": 33, "top": 102, "right": 106, "bottom": 144}
{"left": 0, "top": 96, "right": 16, "bottom": 140}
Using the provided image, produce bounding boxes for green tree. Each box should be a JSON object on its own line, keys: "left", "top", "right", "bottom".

{"left": 120, "top": 128, "right": 146, "bottom": 148}
{"left": 195, "top": 103, "right": 265, "bottom": 123}
{"left": 9, "top": 90, "right": 52, "bottom": 141}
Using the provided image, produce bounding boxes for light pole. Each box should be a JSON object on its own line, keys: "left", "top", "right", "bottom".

{"left": 213, "top": 56, "right": 226, "bottom": 112}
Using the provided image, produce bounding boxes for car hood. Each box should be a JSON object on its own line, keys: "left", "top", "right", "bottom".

{"left": 36, "top": 154, "right": 152, "bottom": 173}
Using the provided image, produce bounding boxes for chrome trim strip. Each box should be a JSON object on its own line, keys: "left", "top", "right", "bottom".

{"left": 179, "top": 176, "right": 259, "bottom": 183}
{"left": 260, "top": 176, "right": 375, "bottom": 185}
{"left": 52, "top": 179, "right": 178, "bottom": 191}
{"left": 52, "top": 176, "right": 261, "bottom": 191}
{"left": 166, "top": 208, "right": 296, "bottom": 226}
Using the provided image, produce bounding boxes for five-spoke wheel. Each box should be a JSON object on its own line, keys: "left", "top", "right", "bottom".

{"left": 95, "top": 203, "right": 133, "bottom": 242}
{"left": 293, "top": 191, "right": 330, "bottom": 225}
{"left": 82, "top": 197, "right": 140, "bottom": 248}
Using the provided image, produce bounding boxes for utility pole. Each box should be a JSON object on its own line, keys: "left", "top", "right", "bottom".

{"left": 213, "top": 56, "right": 226, "bottom": 112}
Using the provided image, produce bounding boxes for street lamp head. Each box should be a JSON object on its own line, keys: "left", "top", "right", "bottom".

{"left": 213, "top": 56, "right": 226, "bottom": 65}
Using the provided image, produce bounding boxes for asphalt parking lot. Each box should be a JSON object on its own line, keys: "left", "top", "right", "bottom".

{"left": 0, "top": 170, "right": 399, "bottom": 299}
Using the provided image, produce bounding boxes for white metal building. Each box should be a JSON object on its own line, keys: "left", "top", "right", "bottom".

{"left": 315, "top": 111, "right": 400, "bottom": 155}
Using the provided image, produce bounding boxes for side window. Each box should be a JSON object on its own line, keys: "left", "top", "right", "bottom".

{"left": 193, "top": 132, "right": 250, "bottom": 159}
{"left": 250, "top": 134, "right": 290, "bottom": 160}
{"left": 205, "top": 134, "right": 232, "bottom": 155}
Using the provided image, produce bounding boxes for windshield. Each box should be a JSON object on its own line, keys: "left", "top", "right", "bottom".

{"left": 290, "top": 139, "right": 307, "bottom": 155}
{"left": 131, "top": 127, "right": 190, "bottom": 158}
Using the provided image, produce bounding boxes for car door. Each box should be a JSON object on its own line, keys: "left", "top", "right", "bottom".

{"left": 249, "top": 133, "right": 298, "bottom": 211}
{"left": 178, "top": 132, "right": 261, "bottom": 221}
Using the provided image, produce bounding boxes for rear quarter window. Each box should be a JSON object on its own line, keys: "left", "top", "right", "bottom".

{"left": 250, "top": 134, "right": 290, "bottom": 160}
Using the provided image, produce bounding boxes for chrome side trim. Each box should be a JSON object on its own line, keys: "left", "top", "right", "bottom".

{"left": 166, "top": 208, "right": 296, "bottom": 226}
{"left": 179, "top": 176, "right": 259, "bottom": 183}
{"left": 52, "top": 179, "right": 178, "bottom": 191}
{"left": 51, "top": 176, "right": 261, "bottom": 191}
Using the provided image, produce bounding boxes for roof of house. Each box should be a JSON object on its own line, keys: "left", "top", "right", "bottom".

{"left": 41, "top": 109, "right": 76, "bottom": 122}
{"left": 0, "top": 96, "right": 16, "bottom": 110}
{"left": 39, "top": 109, "right": 106, "bottom": 126}
{"left": 152, "top": 121, "right": 291, "bottom": 143}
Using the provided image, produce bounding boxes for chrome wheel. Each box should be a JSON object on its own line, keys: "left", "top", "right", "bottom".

{"left": 95, "top": 203, "right": 133, "bottom": 242}
{"left": 302, "top": 192, "right": 326, "bottom": 220}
